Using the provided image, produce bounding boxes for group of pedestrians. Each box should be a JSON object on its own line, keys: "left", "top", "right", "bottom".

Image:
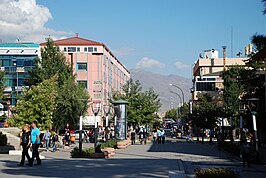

{"left": 43, "top": 128, "right": 59, "bottom": 152}
{"left": 129, "top": 126, "right": 148, "bottom": 145}
{"left": 18, "top": 121, "right": 41, "bottom": 166}
{"left": 153, "top": 128, "right": 165, "bottom": 144}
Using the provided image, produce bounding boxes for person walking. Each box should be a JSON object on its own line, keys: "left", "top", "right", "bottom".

{"left": 153, "top": 129, "right": 158, "bottom": 143}
{"left": 17, "top": 124, "right": 31, "bottom": 166}
{"left": 157, "top": 129, "right": 162, "bottom": 144}
{"left": 43, "top": 128, "right": 51, "bottom": 151}
{"left": 161, "top": 129, "right": 165, "bottom": 144}
{"left": 52, "top": 132, "right": 58, "bottom": 152}
{"left": 241, "top": 139, "right": 251, "bottom": 168}
{"left": 130, "top": 128, "right": 136, "bottom": 145}
{"left": 29, "top": 121, "right": 41, "bottom": 166}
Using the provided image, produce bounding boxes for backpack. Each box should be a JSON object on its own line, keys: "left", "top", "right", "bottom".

{"left": 53, "top": 134, "right": 58, "bottom": 142}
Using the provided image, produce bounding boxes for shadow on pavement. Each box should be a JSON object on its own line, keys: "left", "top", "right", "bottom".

{"left": 1, "top": 157, "right": 177, "bottom": 178}
{"left": 148, "top": 142, "right": 229, "bottom": 158}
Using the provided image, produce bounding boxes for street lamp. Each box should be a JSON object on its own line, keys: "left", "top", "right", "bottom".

{"left": 170, "top": 91, "right": 182, "bottom": 105}
{"left": 104, "top": 104, "right": 112, "bottom": 127}
{"left": 91, "top": 101, "right": 101, "bottom": 148}
{"left": 247, "top": 98, "right": 259, "bottom": 152}
{"left": 169, "top": 83, "right": 185, "bottom": 105}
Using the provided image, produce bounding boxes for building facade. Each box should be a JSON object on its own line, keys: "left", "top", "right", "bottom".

{"left": 0, "top": 42, "right": 40, "bottom": 116}
{"left": 192, "top": 49, "right": 247, "bottom": 101}
{"left": 41, "top": 36, "right": 130, "bottom": 127}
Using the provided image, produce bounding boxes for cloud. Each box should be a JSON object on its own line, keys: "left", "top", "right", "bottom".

{"left": 136, "top": 57, "right": 165, "bottom": 69}
{"left": 113, "top": 47, "right": 135, "bottom": 57}
{"left": 0, "top": 0, "right": 67, "bottom": 43}
{"left": 174, "top": 61, "right": 189, "bottom": 70}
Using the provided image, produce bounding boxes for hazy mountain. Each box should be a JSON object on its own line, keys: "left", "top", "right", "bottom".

{"left": 130, "top": 69, "right": 192, "bottom": 113}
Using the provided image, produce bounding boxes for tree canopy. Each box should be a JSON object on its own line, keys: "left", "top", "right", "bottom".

{"left": 10, "top": 76, "right": 58, "bottom": 129}
{"left": 113, "top": 78, "right": 161, "bottom": 125}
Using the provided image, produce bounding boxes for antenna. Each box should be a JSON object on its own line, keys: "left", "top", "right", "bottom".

{"left": 231, "top": 26, "right": 233, "bottom": 58}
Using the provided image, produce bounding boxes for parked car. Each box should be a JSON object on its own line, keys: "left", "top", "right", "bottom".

{"left": 71, "top": 130, "right": 89, "bottom": 141}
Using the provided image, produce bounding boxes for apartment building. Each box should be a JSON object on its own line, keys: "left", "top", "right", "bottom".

{"left": 192, "top": 49, "right": 247, "bottom": 101}
{"left": 41, "top": 35, "right": 130, "bottom": 126}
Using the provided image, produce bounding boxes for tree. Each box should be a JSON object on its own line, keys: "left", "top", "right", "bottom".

{"left": 29, "top": 38, "right": 89, "bottom": 129}
{"left": 0, "top": 71, "right": 6, "bottom": 103}
{"left": 165, "top": 108, "right": 177, "bottom": 120}
{"left": 113, "top": 79, "right": 161, "bottom": 125}
{"left": 53, "top": 77, "right": 89, "bottom": 129}
{"left": 192, "top": 94, "right": 219, "bottom": 130}
{"left": 251, "top": 34, "right": 266, "bottom": 52}
{"left": 10, "top": 77, "right": 58, "bottom": 129}
{"left": 222, "top": 65, "right": 246, "bottom": 125}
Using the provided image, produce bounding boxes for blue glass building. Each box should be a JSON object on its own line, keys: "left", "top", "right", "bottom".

{"left": 0, "top": 42, "right": 40, "bottom": 107}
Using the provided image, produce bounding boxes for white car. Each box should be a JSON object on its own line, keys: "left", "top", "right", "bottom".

{"left": 71, "top": 130, "right": 88, "bottom": 140}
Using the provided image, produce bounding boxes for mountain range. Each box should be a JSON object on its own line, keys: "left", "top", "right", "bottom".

{"left": 130, "top": 69, "right": 192, "bottom": 113}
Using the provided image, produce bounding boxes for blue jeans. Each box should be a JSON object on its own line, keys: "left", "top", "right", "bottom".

{"left": 53, "top": 141, "right": 56, "bottom": 152}
{"left": 45, "top": 139, "right": 50, "bottom": 149}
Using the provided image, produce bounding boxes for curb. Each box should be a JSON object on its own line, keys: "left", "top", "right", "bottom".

{"left": 169, "top": 159, "right": 185, "bottom": 178}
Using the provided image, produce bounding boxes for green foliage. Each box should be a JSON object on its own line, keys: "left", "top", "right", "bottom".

{"left": 222, "top": 66, "right": 246, "bottom": 124}
{"left": 165, "top": 108, "right": 177, "bottom": 120}
{"left": 251, "top": 33, "right": 266, "bottom": 52}
{"left": 11, "top": 76, "right": 58, "bottom": 129}
{"left": 0, "top": 71, "right": 7, "bottom": 103}
{"left": 29, "top": 38, "right": 89, "bottom": 129}
{"left": 0, "top": 132, "right": 7, "bottom": 146}
{"left": 195, "top": 168, "right": 239, "bottom": 178}
{"left": 53, "top": 76, "right": 89, "bottom": 128}
{"left": 113, "top": 79, "right": 161, "bottom": 125}
{"left": 192, "top": 94, "right": 221, "bottom": 129}
{"left": 100, "top": 139, "right": 117, "bottom": 149}
{"left": 71, "top": 147, "right": 95, "bottom": 158}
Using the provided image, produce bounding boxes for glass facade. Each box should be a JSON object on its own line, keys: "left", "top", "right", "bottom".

{"left": 0, "top": 55, "right": 37, "bottom": 105}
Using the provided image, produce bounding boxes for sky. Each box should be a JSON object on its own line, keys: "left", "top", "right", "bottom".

{"left": 0, "top": 0, "right": 265, "bottom": 78}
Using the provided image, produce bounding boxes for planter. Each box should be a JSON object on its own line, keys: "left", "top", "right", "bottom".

{"left": 101, "top": 147, "right": 116, "bottom": 159}
{"left": 92, "top": 152, "right": 105, "bottom": 158}
{"left": 117, "top": 140, "right": 130, "bottom": 149}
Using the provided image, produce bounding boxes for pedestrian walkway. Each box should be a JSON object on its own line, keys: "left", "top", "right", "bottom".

{"left": 0, "top": 139, "right": 266, "bottom": 178}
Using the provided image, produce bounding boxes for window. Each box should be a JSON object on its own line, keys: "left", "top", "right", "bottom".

{"left": 88, "top": 47, "right": 93, "bottom": 52}
{"left": 16, "top": 59, "right": 24, "bottom": 67}
{"left": 24, "top": 60, "right": 33, "bottom": 66}
{"left": 64, "top": 47, "right": 67, "bottom": 52}
{"left": 94, "top": 47, "right": 97, "bottom": 52}
{"left": 77, "top": 47, "right": 80, "bottom": 52}
{"left": 67, "top": 47, "right": 76, "bottom": 52}
{"left": 77, "top": 63, "right": 87, "bottom": 71}
{"left": 196, "top": 82, "right": 215, "bottom": 91}
{"left": 84, "top": 47, "right": 87, "bottom": 52}
{"left": 78, "top": 81, "right": 87, "bottom": 89}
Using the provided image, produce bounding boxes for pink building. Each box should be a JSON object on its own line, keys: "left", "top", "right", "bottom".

{"left": 41, "top": 35, "right": 130, "bottom": 127}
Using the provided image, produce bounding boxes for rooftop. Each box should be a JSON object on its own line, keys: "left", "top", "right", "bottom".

{"left": 40, "top": 37, "right": 103, "bottom": 46}
{"left": 0, "top": 42, "right": 39, "bottom": 48}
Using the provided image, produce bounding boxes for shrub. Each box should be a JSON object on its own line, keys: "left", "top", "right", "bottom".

{"left": 195, "top": 168, "right": 239, "bottom": 178}
{"left": 0, "top": 132, "right": 7, "bottom": 146}
{"left": 71, "top": 147, "right": 95, "bottom": 158}
{"left": 100, "top": 139, "right": 117, "bottom": 149}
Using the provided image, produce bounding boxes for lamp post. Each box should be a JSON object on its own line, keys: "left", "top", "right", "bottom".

{"left": 170, "top": 91, "right": 182, "bottom": 105}
{"left": 104, "top": 104, "right": 112, "bottom": 127}
{"left": 92, "top": 101, "right": 101, "bottom": 148}
{"left": 247, "top": 98, "right": 259, "bottom": 152}
{"left": 170, "top": 91, "right": 182, "bottom": 121}
{"left": 169, "top": 83, "right": 185, "bottom": 105}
